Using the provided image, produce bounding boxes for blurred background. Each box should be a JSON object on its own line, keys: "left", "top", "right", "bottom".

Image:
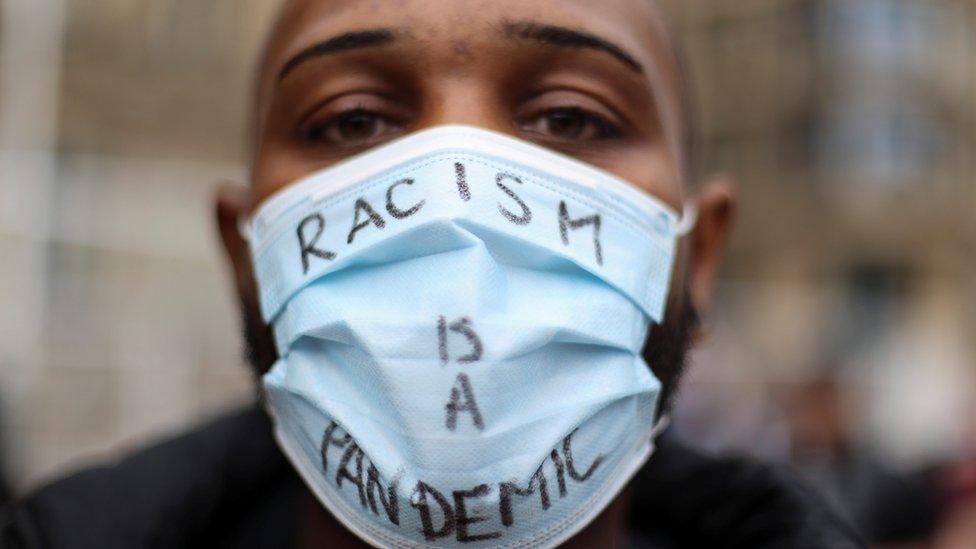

{"left": 0, "top": 0, "right": 973, "bottom": 546}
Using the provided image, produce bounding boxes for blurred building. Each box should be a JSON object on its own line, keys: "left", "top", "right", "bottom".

{"left": 662, "top": 3, "right": 976, "bottom": 543}
{"left": 662, "top": 0, "right": 976, "bottom": 471}
{"left": 0, "top": 0, "right": 278, "bottom": 490}
{"left": 0, "top": 0, "right": 973, "bottom": 523}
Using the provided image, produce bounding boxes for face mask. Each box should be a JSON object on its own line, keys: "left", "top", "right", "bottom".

{"left": 243, "top": 125, "right": 695, "bottom": 548}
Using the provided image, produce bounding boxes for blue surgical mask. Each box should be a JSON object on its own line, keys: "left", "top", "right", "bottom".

{"left": 243, "top": 126, "right": 695, "bottom": 548}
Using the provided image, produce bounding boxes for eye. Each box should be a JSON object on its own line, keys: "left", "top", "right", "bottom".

{"left": 518, "top": 107, "right": 621, "bottom": 142}
{"left": 302, "top": 108, "right": 404, "bottom": 147}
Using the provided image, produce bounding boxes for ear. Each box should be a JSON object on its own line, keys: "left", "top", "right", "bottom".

{"left": 687, "top": 176, "right": 736, "bottom": 342}
{"left": 214, "top": 183, "right": 255, "bottom": 301}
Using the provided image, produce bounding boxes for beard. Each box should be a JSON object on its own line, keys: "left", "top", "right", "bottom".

{"left": 241, "top": 298, "right": 278, "bottom": 382}
{"left": 241, "top": 289, "right": 697, "bottom": 416}
{"left": 641, "top": 290, "right": 698, "bottom": 417}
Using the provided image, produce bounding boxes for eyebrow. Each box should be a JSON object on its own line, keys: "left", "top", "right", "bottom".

{"left": 278, "top": 28, "right": 397, "bottom": 82}
{"left": 503, "top": 21, "right": 645, "bottom": 75}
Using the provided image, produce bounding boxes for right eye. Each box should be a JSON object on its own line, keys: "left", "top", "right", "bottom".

{"left": 302, "top": 108, "right": 406, "bottom": 148}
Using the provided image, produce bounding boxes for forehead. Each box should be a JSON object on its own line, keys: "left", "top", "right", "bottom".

{"left": 271, "top": 0, "right": 669, "bottom": 49}
{"left": 258, "top": 0, "right": 680, "bottom": 111}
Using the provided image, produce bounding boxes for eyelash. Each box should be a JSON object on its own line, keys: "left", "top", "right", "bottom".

{"left": 298, "top": 100, "right": 625, "bottom": 147}
{"left": 521, "top": 106, "right": 623, "bottom": 140}
{"left": 301, "top": 105, "right": 383, "bottom": 141}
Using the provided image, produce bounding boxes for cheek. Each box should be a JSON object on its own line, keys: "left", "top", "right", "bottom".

{"left": 249, "top": 138, "right": 333, "bottom": 210}
{"left": 250, "top": 127, "right": 294, "bottom": 208}
{"left": 600, "top": 145, "right": 682, "bottom": 210}
{"left": 250, "top": 99, "right": 347, "bottom": 209}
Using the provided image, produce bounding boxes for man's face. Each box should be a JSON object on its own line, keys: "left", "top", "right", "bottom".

{"left": 219, "top": 0, "right": 732, "bottom": 409}
{"left": 251, "top": 0, "right": 686, "bottom": 210}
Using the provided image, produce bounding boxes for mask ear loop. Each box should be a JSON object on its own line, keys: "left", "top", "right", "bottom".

{"left": 651, "top": 413, "right": 671, "bottom": 440}
{"left": 674, "top": 201, "right": 698, "bottom": 237}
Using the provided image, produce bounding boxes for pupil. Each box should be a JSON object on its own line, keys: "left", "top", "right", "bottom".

{"left": 549, "top": 110, "right": 584, "bottom": 137}
{"left": 340, "top": 114, "right": 375, "bottom": 139}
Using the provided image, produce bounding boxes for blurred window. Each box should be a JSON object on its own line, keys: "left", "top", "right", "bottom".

{"left": 815, "top": 0, "right": 947, "bottom": 185}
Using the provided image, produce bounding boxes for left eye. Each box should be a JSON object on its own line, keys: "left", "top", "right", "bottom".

{"left": 519, "top": 107, "right": 620, "bottom": 141}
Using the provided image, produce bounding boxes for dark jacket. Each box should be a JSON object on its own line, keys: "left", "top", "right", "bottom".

{"left": 0, "top": 406, "right": 864, "bottom": 548}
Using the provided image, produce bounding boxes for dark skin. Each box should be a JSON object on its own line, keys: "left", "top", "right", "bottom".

{"left": 214, "top": 0, "right": 735, "bottom": 546}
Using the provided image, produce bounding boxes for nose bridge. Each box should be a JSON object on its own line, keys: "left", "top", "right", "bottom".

{"left": 418, "top": 76, "right": 514, "bottom": 136}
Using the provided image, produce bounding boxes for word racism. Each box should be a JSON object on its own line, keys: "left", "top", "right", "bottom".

{"left": 320, "top": 422, "right": 605, "bottom": 544}
{"left": 295, "top": 161, "right": 605, "bottom": 275}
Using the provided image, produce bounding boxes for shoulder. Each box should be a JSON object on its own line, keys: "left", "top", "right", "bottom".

{"left": 1, "top": 405, "right": 297, "bottom": 549}
{"left": 629, "top": 431, "right": 867, "bottom": 549}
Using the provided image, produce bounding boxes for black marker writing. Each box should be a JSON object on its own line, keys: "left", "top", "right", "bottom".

{"left": 438, "top": 316, "right": 449, "bottom": 365}
{"left": 386, "top": 178, "right": 425, "bottom": 219}
{"left": 454, "top": 484, "right": 501, "bottom": 542}
{"left": 323, "top": 423, "right": 403, "bottom": 525}
{"left": 367, "top": 463, "right": 401, "bottom": 525}
{"left": 321, "top": 420, "right": 352, "bottom": 474}
{"left": 318, "top": 420, "right": 609, "bottom": 538}
{"left": 348, "top": 198, "right": 387, "bottom": 244}
{"left": 445, "top": 373, "right": 485, "bottom": 431}
{"left": 455, "top": 162, "right": 471, "bottom": 201}
{"left": 410, "top": 481, "right": 455, "bottom": 541}
{"left": 438, "top": 316, "right": 483, "bottom": 365}
{"left": 336, "top": 442, "right": 367, "bottom": 507}
{"left": 558, "top": 201, "right": 603, "bottom": 265}
{"left": 495, "top": 173, "right": 532, "bottom": 225}
{"left": 549, "top": 449, "right": 568, "bottom": 498}
{"left": 451, "top": 317, "right": 483, "bottom": 363}
{"left": 563, "top": 429, "right": 604, "bottom": 482}
{"left": 499, "top": 465, "right": 550, "bottom": 527}
{"left": 297, "top": 213, "right": 337, "bottom": 274}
